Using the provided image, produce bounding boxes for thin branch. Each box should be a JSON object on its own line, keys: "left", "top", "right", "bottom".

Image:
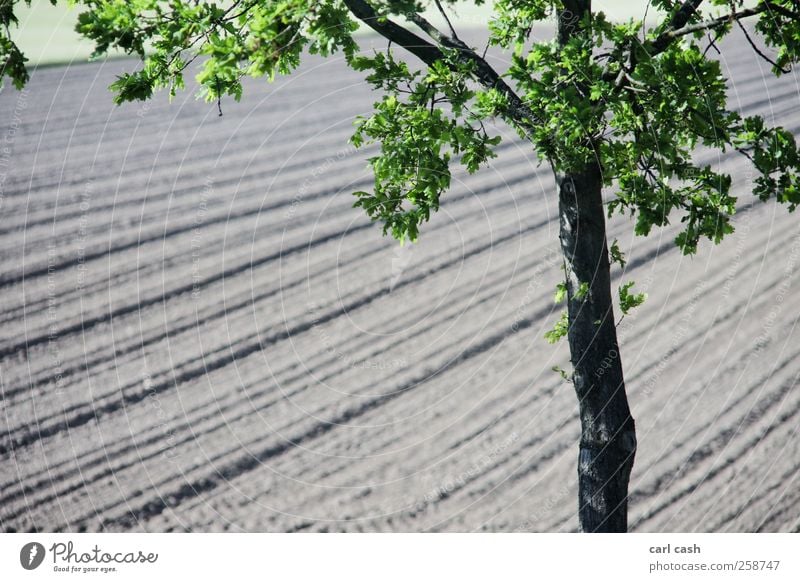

{"left": 434, "top": 0, "right": 459, "bottom": 39}
{"left": 654, "top": 1, "right": 705, "bottom": 41}
{"left": 406, "top": 11, "right": 447, "bottom": 44}
{"left": 641, "top": 0, "right": 652, "bottom": 43}
{"left": 651, "top": 0, "right": 800, "bottom": 53}
{"left": 764, "top": 1, "right": 800, "bottom": 20}
{"left": 603, "top": 1, "right": 779, "bottom": 87}
{"left": 600, "top": 0, "right": 704, "bottom": 84}
{"left": 703, "top": 28, "right": 722, "bottom": 56}
{"left": 735, "top": 16, "right": 790, "bottom": 73}
{"left": 343, "top": 0, "right": 446, "bottom": 65}
{"left": 650, "top": 0, "right": 707, "bottom": 54}
{"left": 215, "top": 76, "right": 223, "bottom": 116}
{"left": 651, "top": 4, "right": 766, "bottom": 53}
{"left": 342, "top": 0, "right": 539, "bottom": 135}
{"left": 734, "top": 146, "right": 755, "bottom": 163}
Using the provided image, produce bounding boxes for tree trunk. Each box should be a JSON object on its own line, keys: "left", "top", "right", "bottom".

{"left": 557, "top": 164, "right": 637, "bottom": 532}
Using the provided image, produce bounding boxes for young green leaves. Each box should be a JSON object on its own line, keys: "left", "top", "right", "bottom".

{"left": 0, "top": 0, "right": 34, "bottom": 90}
{"left": 609, "top": 239, "right": 626, "bottom": 269}
{"left": 544, "top": 311, "right": 569, "bottom": 344}
{"left": 734, "top": 115, "right": 800, "bottom": 210}
{"left": 618, "top": 281, "right": 647, "bottom": 317}
{"left": 350, "top": 49, "right": 501, "bottom": 242}
{"left": 598, "top": 36, "right": 743, "bottom": 256}
{"left": 76, "top": 1, "right": 359, "bottom": 105}
{"left": 544, "top": 277, "right": 589, "bottom": 345}
{"left": 1, "top": 0, "right": 798, "bottom": 268}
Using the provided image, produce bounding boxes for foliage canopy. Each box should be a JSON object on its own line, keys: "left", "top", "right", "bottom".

{"left": 2, "top": 1, "right": 799, "bottom": 252}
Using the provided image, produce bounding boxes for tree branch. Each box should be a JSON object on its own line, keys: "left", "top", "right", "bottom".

{"left": 735, "top": 16, "right": 790, "bottom": 73}
{"left": 433, "top": 0, "right": 459, "bottom": 40}
{"left": 651, "top": 3, "right": 769, "bottom": 54}
{"left": 650, "top": 0, "right": 705, "bottom": 55}
{"left": 603, "top": 0, "right": 707, "bottom": 85}
{"left": 604, "top": 1, "right": 783, "bottom": 86}
{"left": 343, "top": 0, "right": 446, "bottom": 66}
{"left": 764, "top": 1, "right": 800, "bottom": 20}
{"left": 406, "top": 11, "right": 448, "bottom": 44}
{"left": 342, "top": 0, "right": 538, "bottom": 134}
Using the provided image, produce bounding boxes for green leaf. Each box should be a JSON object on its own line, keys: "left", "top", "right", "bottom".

{"left": 575, "top": 281, "right": 590, "bottom": 301}
{"left": 619, "top": 281, "right": 647, "bottom": 316}
{"left": 609, "top": 240, "right": 626, "bottom": 269}
{"left": 551, "top": 365, "right": 572, "bottom": 383}
{"left": 554, "top": 281, "right": 567, "bottom": 303}
{"left": 544, "top": 311, "right": 569, "bottom": 344}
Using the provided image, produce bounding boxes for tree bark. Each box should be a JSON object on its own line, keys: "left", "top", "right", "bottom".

{"left": 345, "top": 0, "right": 638, "bottom": 532}
{"left": 557, "top": 164, "right": 637, "bottom": 532}
{"left": 554, "top": 0, "right": 636, "bottom": 535}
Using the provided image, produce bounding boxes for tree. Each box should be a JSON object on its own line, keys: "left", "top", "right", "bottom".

{"left": 2, "top": 0, "right": 799, "bottom": 532}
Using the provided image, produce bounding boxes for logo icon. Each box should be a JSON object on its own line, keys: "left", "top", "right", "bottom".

{"left": 389, "top": 243, "right": 414, "bottom": 292}
{"left": 20, "top": 542, "right": 45, "bottom": 570}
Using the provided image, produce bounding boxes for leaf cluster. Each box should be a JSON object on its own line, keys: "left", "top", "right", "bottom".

{"left": 1, "top": 0, "right": 799, "bottom": 254}
{"left": 350, "top": 49, "right": 501, "bottom": 241}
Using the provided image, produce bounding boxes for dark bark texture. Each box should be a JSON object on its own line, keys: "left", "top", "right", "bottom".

{"left": 556, "top": 0, "right": 637, "bottom": 535}
{"left": 344, "top": 0, "right": 638, "bottom": 532}
{"left": 557, "top": 165, "right": 637, "bottom": 532}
